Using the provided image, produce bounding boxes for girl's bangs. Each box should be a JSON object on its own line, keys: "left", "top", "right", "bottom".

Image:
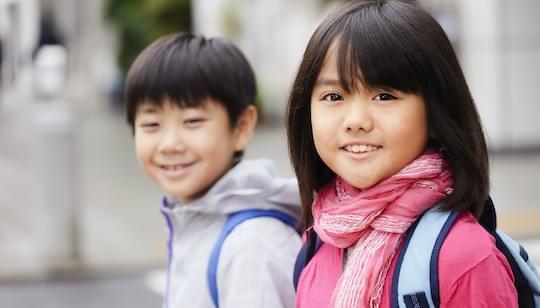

{"left": 334, "top": 13, "right": 423, "bottom": 95}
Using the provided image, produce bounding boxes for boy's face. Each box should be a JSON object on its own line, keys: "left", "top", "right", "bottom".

{"left": 134, "top": 99, "right": 255, "bottom": 204}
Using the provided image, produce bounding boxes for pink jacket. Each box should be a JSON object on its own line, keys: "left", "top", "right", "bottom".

{"left": 296, "top": 212, "right": 518, "bottom": 307}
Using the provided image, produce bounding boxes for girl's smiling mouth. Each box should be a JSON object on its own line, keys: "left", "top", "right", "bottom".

{"left": 341, "top": 143, "right": 381, "bottom": 153}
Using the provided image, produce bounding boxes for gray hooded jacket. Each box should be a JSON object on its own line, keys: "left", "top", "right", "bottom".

{"left": 160, "top": 159, "right": 302, "bottom": 308}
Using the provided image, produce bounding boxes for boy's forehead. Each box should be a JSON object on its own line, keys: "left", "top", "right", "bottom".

{"left": 134, "top": 99, "right": 230, "bottom": 117}
{"left": 137, "top": 102, "right": 161, "bottom": 112}
{"left": 136, "top": 99, "right": 210, "bottom": 112}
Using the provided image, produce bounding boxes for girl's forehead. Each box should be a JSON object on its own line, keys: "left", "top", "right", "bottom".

{"left": 316, "top": 40, "right": 372, "bottom": 94}
{"left": 315, "top": 35, "right": 422, "bottom": 96}
{"left": 321, "top": 39, "right": 340, "bottom": 68}
{"left": 318, "top": 53, "right": 338, "bottom": 79}
{"left": 318, "top": 38, "right": 350, "bottom": 83}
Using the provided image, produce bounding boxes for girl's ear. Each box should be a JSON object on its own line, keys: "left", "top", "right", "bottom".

{"left": 233, "top": 105, "right": 258, "bottom": 151}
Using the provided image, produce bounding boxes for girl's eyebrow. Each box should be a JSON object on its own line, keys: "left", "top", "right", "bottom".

{"left": 314, "top": 78, "right": 341, "bottom": 87}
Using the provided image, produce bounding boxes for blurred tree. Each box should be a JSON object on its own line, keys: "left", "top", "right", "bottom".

{"left": 105, "top": 0, "right": 191, "bottom": 75}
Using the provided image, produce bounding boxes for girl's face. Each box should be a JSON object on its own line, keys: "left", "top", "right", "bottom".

{"left": 310, "top": 48, "right": 428, "bottom": 190}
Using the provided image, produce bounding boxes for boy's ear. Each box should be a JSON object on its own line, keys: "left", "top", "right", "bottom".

{"left": 233, "top": 105, "right": 258, "bottom": 151}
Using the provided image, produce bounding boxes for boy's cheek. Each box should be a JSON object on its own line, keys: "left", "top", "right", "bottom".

{"left": 134, "top": 139, "right": 152, "bottom": 162}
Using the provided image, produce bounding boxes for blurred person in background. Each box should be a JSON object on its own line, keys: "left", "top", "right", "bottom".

{"left": 33, "top": 13, "right": 64, "bottom": 58}
{"left": 125, "top": 33, "right": 301, "bottom": 308}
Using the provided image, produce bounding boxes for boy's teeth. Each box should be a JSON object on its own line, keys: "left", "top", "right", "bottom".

{"left": 345, "top": 144, "right": 378, "bottom": 153}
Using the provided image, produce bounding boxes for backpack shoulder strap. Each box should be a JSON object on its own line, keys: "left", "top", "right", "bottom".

{"left": 391, "top": 207, "right": 460, "bottom": 308}
{"left": 293, "top": 229, "right": 323, "bottom": 290}
{"left": 480, "top": 196, "right": 540, "bottom": 307}
{"left": 394, "top": 196, "right": 540, "bottom": 308}
{"left": 207, "top": 209, "right": 297, "bottom": 308}
{"left": 495, "top": 230, "right": 540, "bottom": 307}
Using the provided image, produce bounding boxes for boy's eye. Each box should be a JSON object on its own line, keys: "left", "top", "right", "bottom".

{"left": 322, "top": 93, "right": 343, "bottom": 102}
{"left": 373, "top": 92, "right": 397, "bottom": 101}
{"left": 183, "top": 118, "right": 205, "bottom": 127}
{"left": 140, "top": 122, "right": 159, "bottom": 128}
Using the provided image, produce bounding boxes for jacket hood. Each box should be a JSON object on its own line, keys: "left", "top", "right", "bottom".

{"left": 162, "top": 159, "right": 301, "bottom": 218}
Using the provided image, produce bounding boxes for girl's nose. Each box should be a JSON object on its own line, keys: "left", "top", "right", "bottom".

{"left": 157, "top": 128, "right": 186, "bottom": 153}
{"left": 343, "top": 101, "right": 373, "bottom": 133}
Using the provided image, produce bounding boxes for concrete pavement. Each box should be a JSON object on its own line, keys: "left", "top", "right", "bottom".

{"left": 0, "top": 271, "right": 162, "bottom": 308}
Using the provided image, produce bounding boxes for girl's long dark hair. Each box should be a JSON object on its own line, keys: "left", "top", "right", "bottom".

{"left": 287, "top": 0, "right": 489, "bottom": 228}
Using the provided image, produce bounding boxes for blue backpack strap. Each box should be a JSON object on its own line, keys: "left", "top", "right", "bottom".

{"left": 495, "top": 230, "right": 540, "bottom": 307}
{"left": 480, "top": 196, "right": 540, "bottom": 307}
{"left": 391, "top": 208, "right": 460, "bottom": 308}
{"left": 207, "top": 209, "right": 297, "bottom": 308}
{"left": 393, "top": 196, "right": 540, "bottom": 308}
{"left": 293, "top": 229, "right": 322, "bottom": 290}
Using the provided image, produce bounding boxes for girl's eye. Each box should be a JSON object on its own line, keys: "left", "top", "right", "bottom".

{"left": 322, "top": 93, "right": 343, "bottom": 102}
{"left": 373, "top": 92, "right": 397, "bottom": 101}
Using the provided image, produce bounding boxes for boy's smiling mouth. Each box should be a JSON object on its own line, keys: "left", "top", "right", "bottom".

{"left": 158, "top": 162, "right": 196, "bottom": 178}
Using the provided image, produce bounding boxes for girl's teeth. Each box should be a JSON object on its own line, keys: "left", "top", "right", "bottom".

{"left": 345, "top": 144, "right": 378, "bottom": 153}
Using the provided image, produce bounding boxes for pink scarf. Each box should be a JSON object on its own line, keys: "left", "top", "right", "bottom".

{"left": 312, "top": 152, "right": 453, "bottom": 308}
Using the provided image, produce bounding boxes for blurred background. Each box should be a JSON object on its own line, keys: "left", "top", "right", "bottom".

{"left": 0, "top": 0, "right": 539, "bottom": 307}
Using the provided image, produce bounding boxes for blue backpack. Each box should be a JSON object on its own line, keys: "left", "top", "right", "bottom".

{"left": 207, "top": 209, "right": 298, "bottom": 308}
{"left": 293, "top": 197, "right": 540, "bottom": 307}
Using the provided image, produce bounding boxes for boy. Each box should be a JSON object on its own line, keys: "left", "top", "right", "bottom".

{"left": 125, "top": 33, "right": 301, "bottom": 308}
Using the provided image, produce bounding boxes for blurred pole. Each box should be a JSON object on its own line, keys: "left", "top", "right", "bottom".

{"left": 31, "top": 44, "right": 80, "bottom": 269}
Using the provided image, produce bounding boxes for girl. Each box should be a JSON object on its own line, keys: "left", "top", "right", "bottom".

{"left": 287, "top": 1, "right": 517, "bottom": 307}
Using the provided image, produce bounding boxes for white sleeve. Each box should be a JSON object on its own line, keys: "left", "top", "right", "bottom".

{"left": 217, "top": 217, "right": 302, "bottom": 308}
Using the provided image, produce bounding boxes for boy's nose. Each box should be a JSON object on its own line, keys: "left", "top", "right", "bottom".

{"left": 158, "top": 129, "right": 186, "bottom": 153}
{"left": 343, "top": 101, "right": 373, "bottom": 133}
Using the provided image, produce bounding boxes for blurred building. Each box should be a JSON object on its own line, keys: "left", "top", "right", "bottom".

{"left": 2, "top": 0, "right": 538, "bottom": 148}
{"left": 37, "top": 0, "right": 118, "bottom": 100}
{"left": 193, "top": 0, "right": 540, "bottom": 149}
{"left": 0, "top": 0, "right": 117, "bottom": 107}
{"left": 0, "top": 0, "right": 39, "bottom": 105}
{"left": 193, "top": 0, "right": 337, "bottom": 120}
{"left": 421, "top": 0, "right": 540, "bottom": 150}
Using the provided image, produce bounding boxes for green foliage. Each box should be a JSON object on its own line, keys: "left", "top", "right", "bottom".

{"left": 104, "top": 0, "right": 191, "bottom": 74}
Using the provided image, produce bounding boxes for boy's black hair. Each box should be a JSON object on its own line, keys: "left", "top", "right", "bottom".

{"left": 287, "top": 0, "right": 489, "bottom": 228}
{"left": 125, "top": 33, "right": 256, "bottom": 132}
